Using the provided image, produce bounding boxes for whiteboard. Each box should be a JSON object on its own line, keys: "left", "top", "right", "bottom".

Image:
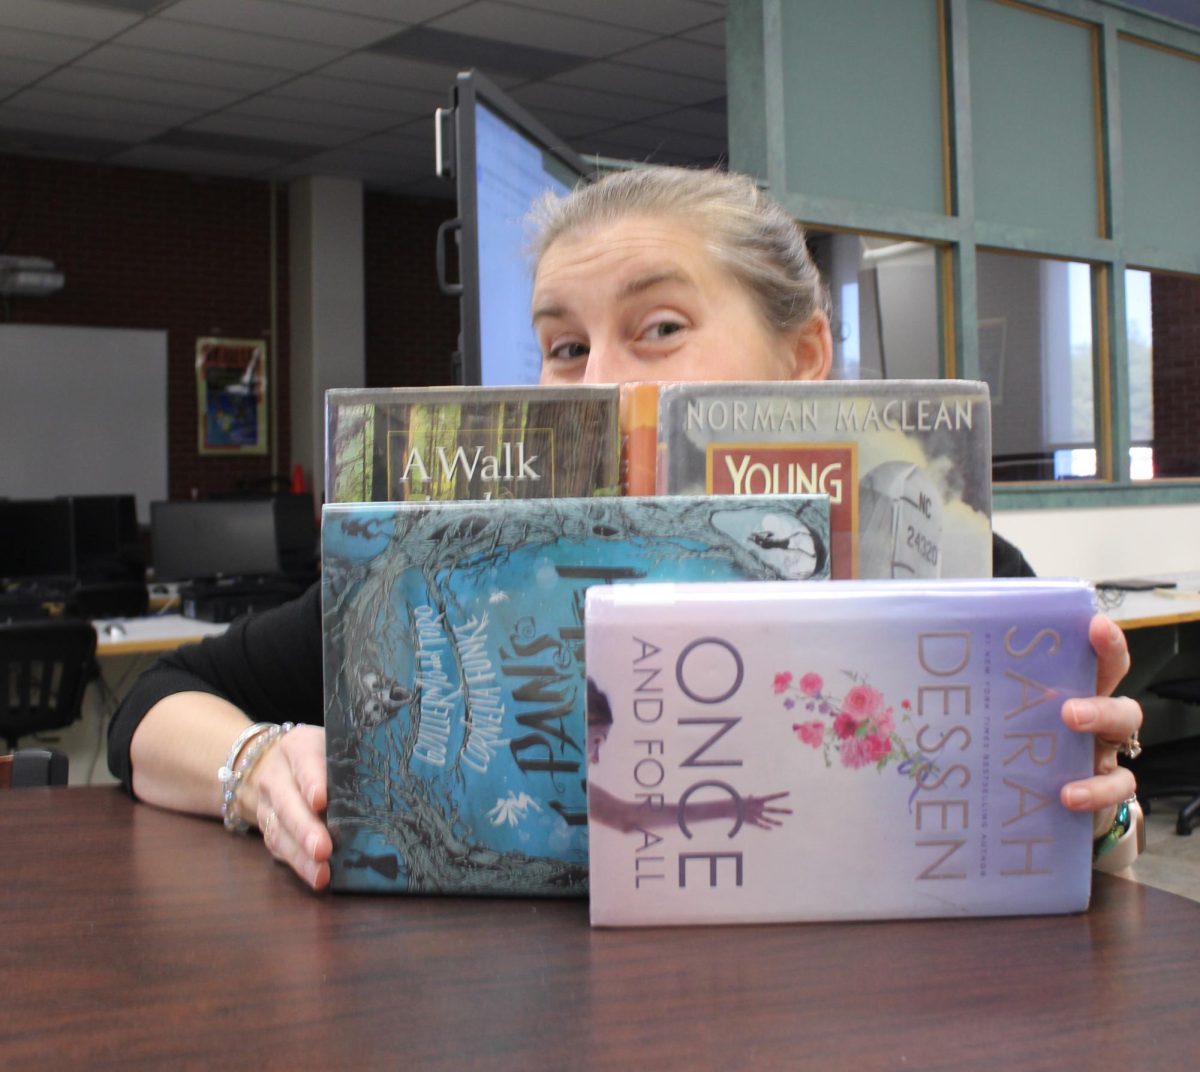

{"left": 0, "top": 325, "right": 168, "bottom": 523}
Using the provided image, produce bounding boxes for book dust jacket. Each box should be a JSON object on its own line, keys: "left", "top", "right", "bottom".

{"left": 585, "top": 579, "right": 1096, "bottom": 925}
{"left": 656, "top": 380, "right": 992, "bottom": 580}
{"left": 325, "top": 385, "right": 621, "bottom": 504}
{"left": 321, "top": 494, "right": 831, "bottom": 896}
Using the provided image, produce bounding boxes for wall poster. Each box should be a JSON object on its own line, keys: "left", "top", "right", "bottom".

{"left": 196, "top": 336, "right": 268, "bottom": 455}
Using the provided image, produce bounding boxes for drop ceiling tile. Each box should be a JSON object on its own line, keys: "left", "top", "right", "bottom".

{"left": 226, "top": 93, "right": 408, "bottom": 134}
{"left": 510, "top": 81, "right": 665, "bottom": 122}
{"left": 5, "top": 86, "right": 197, "bottom": 127}
{"left": 187, "top": 110, "right": 357, "bottom": 148}
{"left": 0, "top": 0, "right": 139, "bottom": 39}
{"left": 77, "top": 43, "right": 295, "bottom": 92}
{"left": 501, "top": 0, "right": 721, "bottom": 35}
{"left": 600, "top": 121, "right": 725, "bottom": 158}
{"left": 275, "top": 0, "right": 458, "bottom": 19}
{"left": 269, "top": 74, "right": 443, "bottom": 117}
{"left": 0, "top": 104, "right": 165, "bottom": 145}
{"left": 110, "top": 142, "right": 286, "bottom": 175}
{"left": 431, "top": 1, "right": 652, "bottom": 59}
{"left": 551, "top": 62, "right": 722, "bottom": 107}
{"left": 0, "top": 57, "right": 56, "bottom": 91}
{"left": 642, "top": 105, "right": 727, "bottom": 139}
{"left": 370, "top": 25, "right": 582, "bottom": 80}
{"left": 615, "top": 38, "right": 725, "bottom": 83}
{"left": 0, "top": 123, "right": 132, "bottom": 161}
{"left": 349, "top": 119, "right": 432, "bottom": 143}
{"left": 680, "top": 19, "right": 724, "bottom": 47}
{"left": 37, "top": 67, "right": 247, "bottom": 111}
{"left": 164, "top": 0, "right": 399, "bottom": 50}
{"left": 116, "top": 18, "right": 344, "bottom": 70}
{"left": 0, "top": 26, "right": 96, "bottom": 64}
{"left": 320, "top": 52, "right": 478, "bottom": 93}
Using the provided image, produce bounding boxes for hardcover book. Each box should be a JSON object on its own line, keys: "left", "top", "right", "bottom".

{"left": 321, "top": 493, "right": 831, "bottom": 896}
{"left": 325, "top": 385, "right": 621, "bottom": 504}
{"left": 584, "top": 578, "right": 1097, "bottom": 926}
{"left": 656, "top": 380, "right": 993, "bottom": 580}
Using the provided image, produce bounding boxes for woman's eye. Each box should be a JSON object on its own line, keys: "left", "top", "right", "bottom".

{"left": 642, "top": 320, "right": 685, "bottom": 342}
{"left": 547, "top": 340, "right": 589, "bottom": 361}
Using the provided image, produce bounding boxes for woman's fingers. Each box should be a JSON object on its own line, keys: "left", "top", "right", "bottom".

{"left": 1090, "top": 615, "right": 1132, "bottom": 699}
{"left": 255, "top": 728, "right": 332, "bottom": 891}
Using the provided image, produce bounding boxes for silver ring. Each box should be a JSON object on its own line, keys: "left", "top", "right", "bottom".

{"left": 1117, "top": 731, "right": 1142, "bottom": 760}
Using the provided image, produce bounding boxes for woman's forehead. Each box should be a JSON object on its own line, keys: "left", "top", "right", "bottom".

{"left": 533, "top": 215, "right": 719, "bottom": 304}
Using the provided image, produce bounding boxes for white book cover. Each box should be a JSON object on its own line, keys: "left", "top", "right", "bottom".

{"left": 585, "top": 579, "right": 1096, "bottom": 926}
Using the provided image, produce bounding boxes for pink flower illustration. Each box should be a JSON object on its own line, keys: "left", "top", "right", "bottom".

{"left": 773, "top": 666, "right": 923, "bottom": 780}
{"left": 840, "top": 736, "right": 873, "bottom": 769}
{"left": 843, "top": 684, "right": 884, "bottom": 721}
{"left": 865, "top": 733, "right": 892, "bottom": 762}
{"left": 832, "top": 712, "right": 858, "bottom": 740}
{"left": 793, "top": 720, "right": 824, "bottom": 748}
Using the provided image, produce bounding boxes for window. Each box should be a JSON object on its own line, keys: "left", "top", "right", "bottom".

{"left": 977, "top": 250, "right": 1097, "bottom": 483}
{"left": 808, "top": 232, "right": 943, "bottom": 382}
{"left": 1127, "top": 268, "right": 1200, "bottom": 480}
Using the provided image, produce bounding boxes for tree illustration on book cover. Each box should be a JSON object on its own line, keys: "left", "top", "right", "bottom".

{"left": 321, "top": 494, "right": 831, "bottom": 896}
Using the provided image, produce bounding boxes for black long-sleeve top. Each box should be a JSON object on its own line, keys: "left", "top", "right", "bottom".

{"left": 107, "top": 533, "right": 1036, "bottom": 794}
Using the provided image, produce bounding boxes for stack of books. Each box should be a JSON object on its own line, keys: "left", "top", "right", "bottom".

{"left": 319, "top": 381, "right": 1097, "bottom": 922}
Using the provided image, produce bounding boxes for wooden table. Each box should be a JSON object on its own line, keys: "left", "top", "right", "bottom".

{"left": 2, "top": 789, "right": 1198, "bottom": 1070}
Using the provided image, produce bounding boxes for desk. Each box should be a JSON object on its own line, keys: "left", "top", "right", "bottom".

{"left": 53, "top": 616, "right": 231, "bottom": 787}
{"left": 93, "top": 612, "right": 228, "bottom": 658}
{"left": 2, "top": 789, "right": 1198, "bottom": 1069}
{"left": 1101, "top": 573, "right": 1200, "bottom": 700}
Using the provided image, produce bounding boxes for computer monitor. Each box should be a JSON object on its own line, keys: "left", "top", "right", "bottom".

{"left": 438, "top": 70, "right": 592, "bottom": 387}
{"left": 65, "top": 494, "right": 144, "bottom": 583}
{"left": 150, "top": 500, "right": 280, "bottom": 584}
{"left": 0, "top": 499, "right": 75, "bottom": 583}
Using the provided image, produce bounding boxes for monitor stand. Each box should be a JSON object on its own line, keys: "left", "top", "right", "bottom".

{"left": 179, "top": 576, "right": 302, "bottom": 623}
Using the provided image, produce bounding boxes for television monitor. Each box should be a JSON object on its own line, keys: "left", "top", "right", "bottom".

{"left": 65, "top": 494, "right": 144, "bottom": 583}
{"left": 150, "top": 500, "right": 280, "bottom": 584}
{"left": 438, "top": 69, "right": 592, "bottom": 386}
{"left": 0, "top": 499, "right": 75, "bottom": 582}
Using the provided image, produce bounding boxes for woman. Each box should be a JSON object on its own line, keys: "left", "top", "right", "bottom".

{"left": 110, "top": 166, "right": 1143, "bottom": 891}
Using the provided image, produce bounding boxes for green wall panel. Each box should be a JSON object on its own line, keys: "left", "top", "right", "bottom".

{"left": 1118, "top": 36, "right": 1200, "bottom": 259}
{"left": 775, "top": 0, "right": 944, "bottom": 215}
{"left": 969, "top": 0, "right": 1101, "bottom": 239}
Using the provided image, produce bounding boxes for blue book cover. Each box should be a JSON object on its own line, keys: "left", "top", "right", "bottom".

{"left": 585, "top": 578, "right": 1097, "bottom": 925}
{"left": 322, "top": 494, "right": 831, "bottom": 896}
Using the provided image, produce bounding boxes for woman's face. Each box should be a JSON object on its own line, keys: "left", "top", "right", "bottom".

{"left": 533, "top": 215, "right": 830, "bottom": 386}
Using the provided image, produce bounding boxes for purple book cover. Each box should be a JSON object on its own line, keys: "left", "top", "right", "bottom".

{"left": 585, "top": 579, "right": 1096, "bottom": 925}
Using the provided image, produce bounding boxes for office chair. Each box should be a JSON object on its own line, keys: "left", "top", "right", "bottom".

{"left": 0, "top": 619, "right": 97, "bottom": 752}
{"left": 1126, "top": 677, "right": 1200, "bottom": 836}
{"left": 0, "top": 748, "right": 69, "bottom": 788}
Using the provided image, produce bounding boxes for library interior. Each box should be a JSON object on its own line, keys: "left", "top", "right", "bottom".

{"left": 2, "top": 1, "right": 1200, "bottom": 1065}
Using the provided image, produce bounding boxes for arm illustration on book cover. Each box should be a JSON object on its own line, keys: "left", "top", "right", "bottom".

{"left": 586, "top": 678, "right": 793, "bottom": 834}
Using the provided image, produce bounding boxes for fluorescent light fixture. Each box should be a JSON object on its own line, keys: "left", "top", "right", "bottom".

{"left": 0, "top": 256, "right": 65, "bottom": 296}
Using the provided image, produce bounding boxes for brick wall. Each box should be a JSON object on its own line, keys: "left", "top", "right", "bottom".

{"left": 1150, "top": 273, "right": 1200, "bottom": 478}
{"left": 0, "top": 153, "right": 459, "bottom": 501}
{"left": 364, "top": 189, "right": 459, "bottom": 389}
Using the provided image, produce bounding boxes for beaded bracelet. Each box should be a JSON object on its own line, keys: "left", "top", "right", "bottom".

{"left": 218, "top": 721, "right": 299, "bottom": 833}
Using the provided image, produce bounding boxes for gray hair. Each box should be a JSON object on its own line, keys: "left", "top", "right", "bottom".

{"left": 528, "top": 165, "right": 830, "bottom": 331}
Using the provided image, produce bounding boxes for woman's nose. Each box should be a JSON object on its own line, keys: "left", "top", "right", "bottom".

{"left": 581, "top": 340, "right": 628, "bottom": 384}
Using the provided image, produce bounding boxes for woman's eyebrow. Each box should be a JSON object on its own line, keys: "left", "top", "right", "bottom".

{"left": 532, "top": 268, "right": 694, "bottom": 325}
{"left": 618, "top": 269, "right": 692, "bottom": 299}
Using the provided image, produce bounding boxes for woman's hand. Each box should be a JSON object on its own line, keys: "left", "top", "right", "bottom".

{"left": 1060, "top": 615, "right": 1143, "bottom": 838}
{"left": 247, "top": 725, "right": 333, "bottom": 891}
